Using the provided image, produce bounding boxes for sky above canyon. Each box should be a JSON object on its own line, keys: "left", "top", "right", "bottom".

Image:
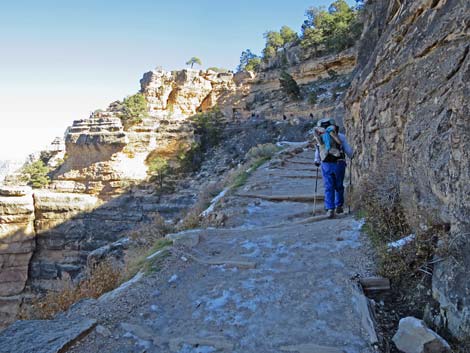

{"left": 0, "top": 0, "right": 356, "bottom": 161}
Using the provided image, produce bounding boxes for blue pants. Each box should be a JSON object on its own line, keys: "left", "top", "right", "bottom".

{"left": 321, "top": 161, "right": 346, "bottom": 210}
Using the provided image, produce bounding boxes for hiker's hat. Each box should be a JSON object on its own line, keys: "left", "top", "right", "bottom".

{"left": 317, "top": 118, "right": 336, "bottom": 129}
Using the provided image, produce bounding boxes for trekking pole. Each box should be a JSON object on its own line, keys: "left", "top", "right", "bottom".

{"left": 348, "top": 159, "right": 353, "bottom": 214}
{"left": 313, "top": 166, "right": 319, "bottom": 215}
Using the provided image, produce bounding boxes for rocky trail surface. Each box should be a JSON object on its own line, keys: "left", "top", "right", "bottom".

{"left": 0, "top": 148, "right": 377, "bottom": 353}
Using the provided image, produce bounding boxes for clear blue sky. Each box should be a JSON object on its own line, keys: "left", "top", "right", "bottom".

{"left": 0, "top": 0, "right": 356, "bottom": 160}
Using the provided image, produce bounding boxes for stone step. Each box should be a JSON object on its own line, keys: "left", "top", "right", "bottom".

{"left": 237, "top": 193, "right": 325, "bottom": 202}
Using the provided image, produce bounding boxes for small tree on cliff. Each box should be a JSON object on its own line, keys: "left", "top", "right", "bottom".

{"left": 237, "top": 49, "right": 262, "bottom": 72}
{"left": 21, "top": 160, "right": 51, "bottom": 188}
{"left": 118, "top": 93, "right": 149, "bottom": 127}
{"left": 279, "top": 70, "right": 301, "bottom": 100}
{"left": 262, "top": 31, "right": 284, "bottom": 61}
{"left": 301, "top": 0, "right": 362, "bottom": 53}
{"left": 147, "top": 156, "right": 170, "bottom": 192}
{"left": 280, "top": 26, "right": 299, "bottom": 46}
{"left": 186, "top": 57, "right": 202, "bottom": 69}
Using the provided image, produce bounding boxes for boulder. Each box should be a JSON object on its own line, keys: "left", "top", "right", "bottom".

{"left": 392, "top": 317, "right": 451, "bottom": 353}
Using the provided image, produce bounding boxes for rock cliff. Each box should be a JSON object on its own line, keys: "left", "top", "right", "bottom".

{"left": 345, "top": 0, "right": 470, "bottom": 338}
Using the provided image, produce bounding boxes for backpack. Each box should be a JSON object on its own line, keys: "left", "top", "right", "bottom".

{"left": 314, "top": 119, "right": 344, "bottom": 162}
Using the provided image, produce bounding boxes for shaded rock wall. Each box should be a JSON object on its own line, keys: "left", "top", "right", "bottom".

{"left": 345, "top": 0, "right": 470, "bottom": 338}
{"left": 0, "top": 186, "right": 35, "bottom": 325}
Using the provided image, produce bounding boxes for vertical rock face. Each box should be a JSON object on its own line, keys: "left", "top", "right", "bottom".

{"left": 0, "top": 186, "right": 35, "bottom": 325}
{"left": 140, "top": 68, "right": 235, "bottom": 117}
{"left": 345, "top": 0, "right": 470, "bottom": 338}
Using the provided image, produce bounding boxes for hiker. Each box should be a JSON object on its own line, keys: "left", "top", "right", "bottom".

{"left": 313, "top": 118, "right": 353, "bottom": 218}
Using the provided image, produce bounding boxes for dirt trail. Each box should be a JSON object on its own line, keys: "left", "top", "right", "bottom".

{"left": 63, "top": 148, "right": 376, "bottom": 353}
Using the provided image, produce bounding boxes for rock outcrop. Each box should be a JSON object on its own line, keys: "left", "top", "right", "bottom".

{"left": 345, "top": 0, "right": 470, "bottom": 338}
{"left": 0, "top": 186, "right": 35, "bottom": 325}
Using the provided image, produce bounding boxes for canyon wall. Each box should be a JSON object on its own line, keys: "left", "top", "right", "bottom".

{"left": 345, "top": 0, "right": 470, "bottom": 338}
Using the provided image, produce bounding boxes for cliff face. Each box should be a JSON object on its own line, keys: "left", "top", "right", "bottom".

{"left": 226, "top": 49, "right": 356, "bottom": 124}
{"left": 345, "top": 0, "right": 470, "bottom": 338}
{"left": 0, "top": 186, "right": 35, "bottom": 325}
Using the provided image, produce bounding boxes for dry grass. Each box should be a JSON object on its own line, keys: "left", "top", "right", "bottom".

{"left": 27, "top": 214, "right": 175, "bottom": 320}
{"left": 29, "top": 261, "right": 121, "bottom": 319}
{"left": 178, "top": 181, "right": 224, "bottom": 230}
{"left": 354, "top": 159, "right": 439, "bottom": 283}
{"left": 225, "top": 143, "right": 280, "bottom": 190}
{"left": 123, "top": 238, "right": 173, "bottom": 280}
{"left": 246, "top": 143, "right": 280, "bottom": 161}
{"left": 128, "top": 214, "right": 174, "bottom": 248}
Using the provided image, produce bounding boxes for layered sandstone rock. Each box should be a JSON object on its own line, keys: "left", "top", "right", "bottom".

{"left": 223, "top": 49, "right": 356, "bottom": 123}
{"left": 0, "top": 186, "right": 35, "bottom": 326}
{"left": 345, "top": 0, "right": 470, "bottom": 338}
{"left": 141, "top": 68, "right": 236, "bottom": 117}
{"left": 51, "top": 117, "right": 148, "bottom": 196}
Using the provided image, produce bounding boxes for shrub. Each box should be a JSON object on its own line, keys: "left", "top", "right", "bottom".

{"left": 118, "top": 93, "right": 149, "bottom": 127}
{"left": 246, "top": 143, "right": 280, "bottom": 161}
{"left": 124, "top": 238, "right": 173, "bottom": 280}
{"left": 279, "top": 71, "right": 301, "bottom": 100}
{"left": 308, "top": 92, "right": 318, "bottom": 105}
{"left": 190, "top": 107, "right": 225, "bottom": 152}
{"left": 128, "top": 214, "right": 174, "bottom": 247}
{"left": 354, "top": 159, "right": 438, "bottom": 282}
{"left": 178, "top": 182, "right": 223, "bottom": 231}
{"left": 146, "top": 156, "right": 170, "bottom": 191}
{"left": 226, "top": 143, "right": 280, "bottom": 190}
{"left": 238, "top": 49, "right": 262, "bottom": 72}
{"left": 245, "top": 57, "right": 262, "bottom": 72}
{"left": 21, "top": 160, "right": 50, "bottom": 188}
{"left": 301, "top": 0, "right": 363, "bottom": 54}
{"left": 176, "top": 142, "right": 204, "bottom": 173}
{"left": 30, "top": 261, "right": 121, "bottom": 319}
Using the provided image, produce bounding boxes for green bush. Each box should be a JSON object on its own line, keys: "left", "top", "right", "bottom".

{"left": 245, "top": 57, "right": 262, "bottom": 72}
{"left": 118, "top": 93, "right": 149, "bottom": 127}
{"left": 21, "top": 160, "right": 50, "bottom": 189}
{"left": 190, "top": 107, "right": 225, "bottom": 152}
{"left": 308, "top": 92, "right": 318, "bottom": 105}
{"left": 147, "top": 156, "right": 170, "bottom": 191}
{"left": 279, "top": 71, "right": 301, "bottom": 100}
{"left": 177, "top": 142, "right": 203, "bottom": 173}
{"left": 238, "top": 49, "right": 262, "bottom": 72}
{"left": 246, "top": 143, "right": 280, "bottom": 161}
{"left": 301, "top": 0, "right": 363, "bottom": 54}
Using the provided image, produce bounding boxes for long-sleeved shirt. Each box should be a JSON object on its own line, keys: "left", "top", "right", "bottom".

{"left": 314, "top": 132, "right": 353, "bottom": 163}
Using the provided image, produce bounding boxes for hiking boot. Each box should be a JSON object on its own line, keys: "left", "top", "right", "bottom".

{"left": 336, "top": 206, "right": 344, "bottom": 214}
{"left": 326, "top": 209, "right": 335, "bottom": 219}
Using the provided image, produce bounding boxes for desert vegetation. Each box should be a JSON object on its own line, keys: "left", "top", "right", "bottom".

{"left": 21, "top": 160, "right": 51, "bottom": 189}
{"left": 237, "top": 0, "right": 363, "bottom": 72}
{"left": 111, "top": 92, "right": 149, "bottom": 128}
